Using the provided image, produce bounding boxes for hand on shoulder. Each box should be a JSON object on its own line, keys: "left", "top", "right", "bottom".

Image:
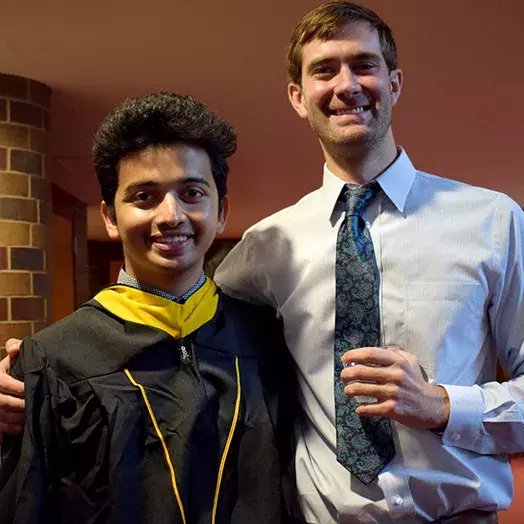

{"left": 0, "top": 338, "right": 25, "bottom": 435}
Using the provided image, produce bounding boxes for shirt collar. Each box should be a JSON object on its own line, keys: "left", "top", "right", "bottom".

{"left": 117, "top": 267, "right": 207, "bottom": 303}
{"left": 321, "top": 147, "right": 417, "bottom": 219}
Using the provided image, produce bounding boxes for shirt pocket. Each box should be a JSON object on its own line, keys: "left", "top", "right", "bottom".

{"left": 403, "top": 282, "right": 484, "bottom": 372}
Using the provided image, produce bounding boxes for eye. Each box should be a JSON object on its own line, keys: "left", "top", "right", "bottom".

{"left": 129, "top": 191, "right": 157, "bottom": 208}
{"left": 182, "top": 187, "right": 205, "bottom": 200}
{"left": 313, "top": 66, "right": 336, "bottom": 78}
{"left": 354, "top": 62, "right": 377, "bottom": 73}
{"left": 133, "top": 191, "right": 153, "bottom": 203}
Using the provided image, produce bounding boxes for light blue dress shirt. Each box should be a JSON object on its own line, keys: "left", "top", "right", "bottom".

{"left": 215, "top": 150, "right": 524, "bottom": 523}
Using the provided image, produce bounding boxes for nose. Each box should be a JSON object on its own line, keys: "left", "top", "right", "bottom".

{"left": 334, "top": 64, "right": 361, "bottom": 97}
{"left": 156, "top": 191, "right": 186, "bottom": 226}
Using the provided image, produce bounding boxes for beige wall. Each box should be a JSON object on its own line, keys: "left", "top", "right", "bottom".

{"left": 50, "top": 213, "right": 75, "bottom": 322}
{"left": 2, "top": 0, "right": 523, "bottom": 240}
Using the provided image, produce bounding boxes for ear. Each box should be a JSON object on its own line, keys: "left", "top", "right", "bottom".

{"left": 389, "top": 68, "right": 403, "bottom": 107}
{"left": 100, "top": 201, "right": 121, "bottom": 241}
{"left": 216, "top": 195, "right": 230, "bottom": 235}
{"left": 288, "top": 81, "right": 309, "bottom": 119}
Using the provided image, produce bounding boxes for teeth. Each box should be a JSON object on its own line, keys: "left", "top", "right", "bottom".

{"left": 336, "top": 106, "right": 366, "bottom": 115}
{"left": 155, "top": 236, "right": 189, "bottom": 244}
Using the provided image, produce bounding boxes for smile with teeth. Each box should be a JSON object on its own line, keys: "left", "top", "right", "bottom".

{"left": 333, "top": 105, "right": 369, "bottom": 115}
{"left": 152, "top": 235, "right": 192, "bottom": 245}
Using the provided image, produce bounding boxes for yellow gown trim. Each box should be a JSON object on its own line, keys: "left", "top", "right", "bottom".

{"left": 124, "top": 369, "right": 188, "bottom": 524}
{"left": 211, "top": 355, "right": 241, "bottom": 523}
{"left": 94, "top": 278, "right": 218, "bottom": 339}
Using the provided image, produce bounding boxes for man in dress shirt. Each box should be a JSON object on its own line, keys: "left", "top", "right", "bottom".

{"left": 0, "top": 2, "right": 523, "bottom": 523}
{"left": 213, "top": 2, "right": 524, "bottom": 523}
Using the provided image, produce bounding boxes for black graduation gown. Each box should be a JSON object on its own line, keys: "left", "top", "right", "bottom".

{"left": 0, "top": 290, "right": 295, "bottom": 524}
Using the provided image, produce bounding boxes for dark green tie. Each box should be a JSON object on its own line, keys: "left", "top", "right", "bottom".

{"left": 334, "top": 183, "right": 395, "bottom": 485}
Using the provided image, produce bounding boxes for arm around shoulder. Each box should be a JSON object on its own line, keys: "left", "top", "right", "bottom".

{"left": 0, "top": 337, "right": 59, "bottom": 522}
{"left": 0, "top": 340, "right": 25, "bottom": 435}
{"left": 215, "top": 229, "right": 275, "bottom": 307}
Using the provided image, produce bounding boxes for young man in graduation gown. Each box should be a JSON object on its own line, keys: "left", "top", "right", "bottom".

{"left": 0, "top": 92, "right": 294, "bottom": 524}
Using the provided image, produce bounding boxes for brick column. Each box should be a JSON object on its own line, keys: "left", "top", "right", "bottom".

{"left": 0, "top": 73, "right": 51, "bottom": 344}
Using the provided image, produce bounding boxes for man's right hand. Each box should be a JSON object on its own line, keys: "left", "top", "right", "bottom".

{"left": 0, "top": 338, "right": 25, "bottom": 435}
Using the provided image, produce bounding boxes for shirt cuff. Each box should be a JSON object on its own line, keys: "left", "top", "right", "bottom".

{"left": 439, "top": 384, "right": 484, "bottom": 449}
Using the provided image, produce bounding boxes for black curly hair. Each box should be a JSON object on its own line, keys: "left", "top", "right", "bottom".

{"left": 92, "top": 92, "right": 237, "bottom": 211}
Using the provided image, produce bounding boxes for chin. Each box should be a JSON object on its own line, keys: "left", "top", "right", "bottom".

{"left": 327, "top": 134, "right": 369, "bottom": 148}
{"left": 321, "top": 126, "right": 367, "bottom": 142}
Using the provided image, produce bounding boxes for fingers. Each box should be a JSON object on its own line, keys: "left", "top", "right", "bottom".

{"left": 0, "top": 383, "right": 26, "bottom": 437}
{"left": 0, "top": 410, "right": 25, "bottom": 425}
{"left": 355, "top": 399, "right": 397, "bottom": 418}
{"left": 341, "top": 346, "right": 404, "bottom": 367}
{"left": 0, "top": 372, "right": 24, "bottom": 398}
{"left": 0, "top": 340, "right": 27, "bottom": 437}
{"left": 4, "top": 339, "right": 22, "bottom": 357}
{"left": 0, "top": 420, "right": 24, "bottom": 435}
{"left": 0, "top": 348, "right": 25, "bottom": 398}
{"left": 0, "top": 391, "right": 25, "bottom": 412}
{"left": 344, "top": 381, "right": 400, "bottom": 402}
{"left": 341, "top": 363, "right": 403, "bottom": 386}
{"left": 0, "top": 354, "right": 10, "bottom": 374}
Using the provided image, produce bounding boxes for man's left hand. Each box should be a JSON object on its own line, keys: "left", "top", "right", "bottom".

{"left": 340, "top": 346, "right": 450, "bottom": 430}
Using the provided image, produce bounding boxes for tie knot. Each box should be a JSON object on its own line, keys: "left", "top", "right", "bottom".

{"left": 342, "top": 183, "right": 380, "bottom": 217}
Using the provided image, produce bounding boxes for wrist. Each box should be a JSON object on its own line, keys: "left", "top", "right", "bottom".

{"left": 431, "top": 385, "right": 450, "bottom": 430}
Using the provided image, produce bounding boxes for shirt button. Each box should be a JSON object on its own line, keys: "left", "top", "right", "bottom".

{"left": 392, "top": 495, "right": 403, "bottom": 507}
{"left": 365, "top": 221, "right": 371, "bottom": 229}
{"left": 453, "top": 433, "right": 462, "bottom": 441}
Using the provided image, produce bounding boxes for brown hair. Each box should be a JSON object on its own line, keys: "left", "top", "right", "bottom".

{"left": 286, "top": 1, "right": 397, "bottom": 84}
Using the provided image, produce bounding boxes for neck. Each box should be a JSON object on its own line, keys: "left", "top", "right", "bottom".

{"left": 322, "top": 132, "right": 399, "bottom": 184}
{"left": 123, "top": 263, "right": 205, "bottom": 298}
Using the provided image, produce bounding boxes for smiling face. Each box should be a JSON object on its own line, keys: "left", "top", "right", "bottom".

{"left": 288, "top": 21, "right": 402, "bottom": 158}
{"left": 101, "top": 144, "right": 228, "bottom": 295}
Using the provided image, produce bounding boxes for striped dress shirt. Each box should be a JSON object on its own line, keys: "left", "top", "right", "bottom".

{"left": 215, "top": 149, "right": 524, "bottom": 523}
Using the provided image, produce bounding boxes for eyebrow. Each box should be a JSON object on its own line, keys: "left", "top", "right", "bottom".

{"left": 307, "top": 51, "right": 382, "bottom": 73}
{"left": 122, "top": 176, "right": 211, "bottom": 198}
